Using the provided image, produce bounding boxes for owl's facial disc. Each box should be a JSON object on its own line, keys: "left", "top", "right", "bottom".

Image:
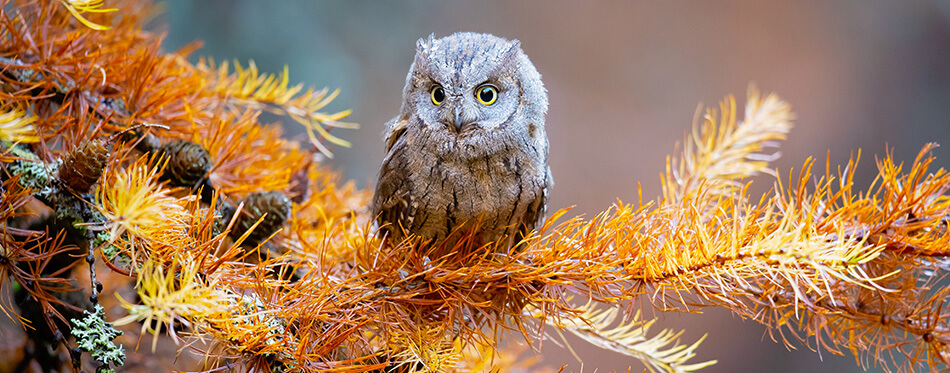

{"left": 412, "top": 33, "right": 524, "bottom": 135}
{"left": 428, "top": 86, "right": 480, "bottom": 134}
{"left": 430, "top": 81, "right": 512, "bottom": 135}
{"left": 438, "top": 96, "right": 476, "bottom": 134}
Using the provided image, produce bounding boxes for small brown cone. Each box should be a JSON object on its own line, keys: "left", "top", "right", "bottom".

{"left": 58, "top": 139, "right": 108, "bottom": 193}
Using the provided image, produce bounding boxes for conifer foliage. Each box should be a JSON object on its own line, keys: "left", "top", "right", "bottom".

{"left": 0, "top": 1, "right": 947, "bottom": 372}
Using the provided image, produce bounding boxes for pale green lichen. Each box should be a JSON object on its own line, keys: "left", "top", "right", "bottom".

{"left": 53, "top": 192, "right": 91, "bottom": 230}
{"left": 232, "top": 295, "right": 297, "bottom": 371}
{"left": 8, "top": 156, "right": 55, "bottom": 194}
{"left": 94, "top": 231, "right": 117, "bottom": 257}
{"left": 235, "top": 294, "right": 287, "bottom": 348}
{"left": 70, "top": 304, "right": 125, "bottom": 372}
{"left": 94, "top": 230, "right": 131, "bottom": 269}
{"left": 4, "top": 143, "right": 105, "bottom": 236}
{"left": 4, "top": 143, "right": 57, "bottom": 208}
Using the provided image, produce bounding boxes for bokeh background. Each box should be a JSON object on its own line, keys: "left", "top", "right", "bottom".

{"left": 154, "top": 1, "right": 950, "bottom": 372}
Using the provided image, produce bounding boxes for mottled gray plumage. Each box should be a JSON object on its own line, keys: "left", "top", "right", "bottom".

{"left": 372, "top": 32, "right": 551, "bottom": 247}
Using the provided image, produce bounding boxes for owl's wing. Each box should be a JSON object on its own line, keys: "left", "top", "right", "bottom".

{"left": 373, "top": 118, "right": 414, "bottom": 240}
{"left": 383, "top": 117, "right": 408, "bottom": 152}
{"left": 518, "top": 166, "right": 552, "bottom": 242}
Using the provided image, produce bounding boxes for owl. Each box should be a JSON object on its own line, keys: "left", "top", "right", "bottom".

{"left": 372, "top": 32, "right": 551, "bottom": 248}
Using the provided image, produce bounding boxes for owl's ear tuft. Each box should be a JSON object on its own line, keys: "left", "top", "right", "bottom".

{"left": 414, "top": 34, "right": 436, "bottom": 67}
{"left": 501, "top": 39, "right": 522, "bottom": 60}
{"left": 416, "top": 34, "right": 436, "bottom": 55}
{"left": 492, "top": 39, "right": 523, "bottom": 75}
{"left": 507, "top": 39, "right": 522, "bottom": 52}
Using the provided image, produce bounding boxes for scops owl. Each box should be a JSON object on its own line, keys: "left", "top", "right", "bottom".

{"left": 372, "top": 32, "right": 551, "bottom": 248}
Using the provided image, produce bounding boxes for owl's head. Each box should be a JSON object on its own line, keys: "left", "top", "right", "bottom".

{"left": 399, "top": 32, "right": 548, "bottom": 137}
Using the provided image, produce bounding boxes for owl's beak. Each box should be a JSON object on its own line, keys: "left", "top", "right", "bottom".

{"left": 452, "top": 105, "right": 473, "bottom": 133}
{"left": 453, "top": 106, "right": 463, "bottom": 132}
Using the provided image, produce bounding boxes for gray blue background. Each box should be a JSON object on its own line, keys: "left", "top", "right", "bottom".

{"left": 157, "top": 2, "right": 950, "bottom": 372}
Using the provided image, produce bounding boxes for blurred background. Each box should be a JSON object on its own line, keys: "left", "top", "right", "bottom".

{"left": 155, "top": 1, "right": 950, "bottom": 372}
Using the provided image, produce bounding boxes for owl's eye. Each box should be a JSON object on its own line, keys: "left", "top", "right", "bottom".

{"left": 476, "top": 85, "right": 498, "bottom": 105}
{"left": 430, "top": 85, "right": 445, "bottom": 105}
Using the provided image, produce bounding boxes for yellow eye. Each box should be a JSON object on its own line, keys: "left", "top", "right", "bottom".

{"left": 476, "top": 85, "right": 498, "bottom": 105}
{"left": 430, "top": 85, "right": 445, "bottom": 105}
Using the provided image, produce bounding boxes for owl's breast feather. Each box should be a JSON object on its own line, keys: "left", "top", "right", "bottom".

{"left": 407, "top": 133, "right": 545, "bottom": 240}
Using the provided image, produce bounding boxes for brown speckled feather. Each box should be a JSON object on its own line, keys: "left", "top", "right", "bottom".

{"left": 372, "top": 32, "right": 550, "bottom": 248}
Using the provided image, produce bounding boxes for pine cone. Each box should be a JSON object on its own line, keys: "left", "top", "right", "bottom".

{"left": 233, "top": 191, "right": 292, "bottom": 245}
{"left": 157, "top": 140, "right": 212, "bottom": 188}
{"left": 58, "top": 139, "right": 108, "bottom": 193}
